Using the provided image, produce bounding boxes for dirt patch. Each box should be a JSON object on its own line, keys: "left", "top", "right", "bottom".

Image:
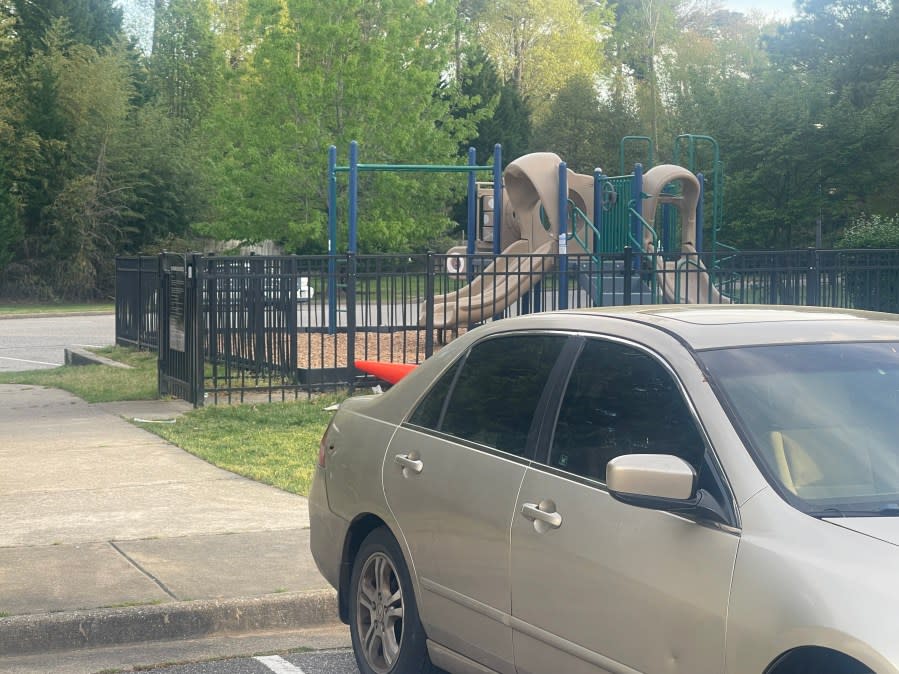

{"left": 297, "top": 330, "right": 456, "bottom": 369}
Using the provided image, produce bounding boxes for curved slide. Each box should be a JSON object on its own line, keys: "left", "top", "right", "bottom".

{"left": 421, "top": 240, "right": 556, "bottom": 329}
{"left": 642, "top": 165, "right": 731, "bottom": 304}
{"left": 654, "top": 242, "right": 731, "bottom": 304}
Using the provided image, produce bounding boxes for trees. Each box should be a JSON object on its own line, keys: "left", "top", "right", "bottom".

{"left": 199, "top": 0, "right": 479, "bottom": 253}
{"left": 11, "top": 0, "right": 123, "bottom": 55}
{"left": 474, "top": 0, "right": 612, "bottom": 122}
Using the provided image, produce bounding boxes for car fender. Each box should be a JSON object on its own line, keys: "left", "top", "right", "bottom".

{"left": 726, "top": 488, "right": 899, "bottom": 673}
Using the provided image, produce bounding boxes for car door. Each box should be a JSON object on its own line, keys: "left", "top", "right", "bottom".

{"left": 510, "top": 337, "right": 740, "bottom": 674}
{"left": 384, "top": 333, "right": 571, "bottom": 674}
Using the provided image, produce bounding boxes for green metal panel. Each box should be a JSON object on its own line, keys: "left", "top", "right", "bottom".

{"left": 599, "top": 176, "right": 633, "bottom": 253}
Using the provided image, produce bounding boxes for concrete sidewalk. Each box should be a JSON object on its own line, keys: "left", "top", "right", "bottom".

{"left": 0, "top": 385, "right": 339, "bottom": 658}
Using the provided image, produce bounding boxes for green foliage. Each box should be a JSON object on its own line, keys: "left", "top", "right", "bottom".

{"left": 474, "top": 0, "right": 612, "bottom": 122}
{"left": 4, "top": 0, "right": 899, "bottom": 299}
{"left": 836, "top": 214, "right": 899, "bottom": 313}
{"left": 11, "top": 0, "right": 123, "bottom": 55}
{"left": 150, "top": 0, "right": 222, "bottom": 126}
{"left": 837, "top": 214, "right": 899, "bottom": 249}
{"left": 451, "top": 46, "right": 530, "bottom": 173}
{"left": 199, "top": 0, "right": 477, "bottom": 253}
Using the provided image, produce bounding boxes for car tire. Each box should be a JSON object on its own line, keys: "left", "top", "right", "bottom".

{"left": 349, "top": 527, "right": 436, "bottom": 674}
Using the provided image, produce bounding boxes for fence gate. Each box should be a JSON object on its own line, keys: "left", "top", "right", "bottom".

{"left": 158, "top": 252, "right": 204, "bottom": 405}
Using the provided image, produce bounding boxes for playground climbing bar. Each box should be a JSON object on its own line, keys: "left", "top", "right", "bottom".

{"left": 327, "top": 141, "right": 502, "bottom": 333}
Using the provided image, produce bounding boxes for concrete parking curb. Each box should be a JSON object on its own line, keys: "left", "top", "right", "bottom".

{"left": 64, "top": 346, "right": 132, "bottom": 368}
{"left": 0, "top": 589, "right": 339, "bottom": 656}
{"left": 0, "top": 311, "right": 114, "bottom": 320}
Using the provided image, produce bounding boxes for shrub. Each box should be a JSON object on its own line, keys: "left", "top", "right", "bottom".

{"left": 836, "top": 214, "right": 899, "bottom": 313}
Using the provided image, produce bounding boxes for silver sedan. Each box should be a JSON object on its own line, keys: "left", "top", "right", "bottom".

{"left": 310, "top": 305, "right": 899, "bottom": 674}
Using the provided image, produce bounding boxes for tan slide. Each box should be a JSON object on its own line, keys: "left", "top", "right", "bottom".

{"left": 421, "top": 240, "right": 556, "bottom": 329}
{"left": 642, "top": 165, "right": 731, "bottom": 304}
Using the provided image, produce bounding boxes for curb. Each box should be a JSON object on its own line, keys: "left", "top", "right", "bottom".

{"left": 0, "top": 311, "right": 114, "bottom": 320}
{"left": 0, "top": 589, "right": 339, "bottom": 656}
{"left": 64, "top": 346, "right": 132, "bottom": 369}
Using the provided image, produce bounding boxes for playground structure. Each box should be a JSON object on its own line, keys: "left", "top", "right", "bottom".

{"left": 422, "top": 138, "right": 731, "bottom": 328}
{"left": 328, "top": 136, "right": 732, "bottom": 333}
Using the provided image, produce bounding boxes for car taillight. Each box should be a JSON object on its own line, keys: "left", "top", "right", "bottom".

{"left": 318, "top": 419, "right": 334, "bottom": 468}
{"left": 318, "top": 431, "right": 328, "bottom": 468}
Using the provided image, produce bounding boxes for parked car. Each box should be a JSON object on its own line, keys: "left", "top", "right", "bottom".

{"left": 310, "top": 305, "right": 899, "bottom": 674}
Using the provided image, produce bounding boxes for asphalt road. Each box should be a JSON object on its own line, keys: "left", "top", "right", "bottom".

{"left": 0, "top": 314, "right": 115, "bottom": 372}
{"left": 140, "top": 649, "right": 359, "bottom": 674}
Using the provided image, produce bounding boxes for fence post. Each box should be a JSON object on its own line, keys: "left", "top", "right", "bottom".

{"left": 157, "top": 253, "right": 166, "bottom": 397}
{"left": 424, "top": 252, "right": 435, "bottom": 358}
{"left": 346, "top": 252, "right": 357, "bottom": 392}
{"left": 807, "top": 246, "right": 820, "bottom": 307}
{"left": 189, "top": 253, "right": 205, "bottom": 406}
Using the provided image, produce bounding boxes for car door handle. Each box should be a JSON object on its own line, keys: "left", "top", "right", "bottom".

{"left": 394, "top": 454, "right": 423, "bottom": 474}
{"left": 521, "top": 502, "right": 562, "bottom": 529}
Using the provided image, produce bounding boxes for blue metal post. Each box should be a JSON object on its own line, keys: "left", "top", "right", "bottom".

{"left": 467, "top": 147, "right": 476, "bottom": 283}
{"left": 327, "top": 145, "right": 337, "bottom": 334}
{"left": 493, "top": 144, "right": 502, "bottom": 256}
{"left": 348, "top": 141, "right": 359, "bottom": 254}
{"left": 558, "top": 162, "right": 569, "bottom": 310}
{"left": 467, "top": 147, "right": 477, "bottom": 253}
{"left": 696, "top": 172, "right": 705, "bottom": 252}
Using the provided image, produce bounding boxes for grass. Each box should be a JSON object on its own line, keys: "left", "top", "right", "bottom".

{"left": 136, "top": 394, "right": 344, "bottom": 496}
{"left": 0, "top": 346, "right": 158, "bottom": 402}
{"left": 0, "top": 302, "right": 114, "bottom": 315}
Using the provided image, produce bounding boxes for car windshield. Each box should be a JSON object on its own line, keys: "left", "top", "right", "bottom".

{"left": 699, "top": 342, "right": 899, "bottom": 516}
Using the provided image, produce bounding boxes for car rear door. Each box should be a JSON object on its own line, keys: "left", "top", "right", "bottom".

{"left": 384, "top": 333, "right": 572, "bottom": 674}
{"left": 510, "top": 336, "right": 739, "bottom": 674}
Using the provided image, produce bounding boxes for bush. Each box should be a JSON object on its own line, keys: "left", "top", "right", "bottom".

{"left": 837, "top": 214, "right": 899, "bottom": 313}
{"left": 837, "top": 213, "right": 899, "bottom": 249}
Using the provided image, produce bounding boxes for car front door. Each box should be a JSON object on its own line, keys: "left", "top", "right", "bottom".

{"left": 384, "top": 333, "right": 571, "bottom": 674}
{"left": 510, "top": 337, "right": 740, "bottom": 674}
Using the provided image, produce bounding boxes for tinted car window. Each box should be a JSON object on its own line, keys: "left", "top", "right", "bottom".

{"left": 414, "top": 334, "right": 566, "bottom": 456}
{"left": 549, "top": 339, "right": 705, "bottom": 482}
{"left": 408, "top": 359, "right": 460, "bottom": 429}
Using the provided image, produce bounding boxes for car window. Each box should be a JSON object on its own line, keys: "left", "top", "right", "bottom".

{"left": 411, "top": 334, "right": 567, "bottom": 456}
{"left": 408, "top": 359, "right": 461, "bottom": 429}
{"left": 700, "top": 342, "right": 899, "bottom": 510}
{"left": 548, "top": 339, "right": 705, "bottom": 483}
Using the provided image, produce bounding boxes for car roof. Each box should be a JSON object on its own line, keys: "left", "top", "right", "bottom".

{"left": 500, "top": 305, "right": 899, "bottom": 351}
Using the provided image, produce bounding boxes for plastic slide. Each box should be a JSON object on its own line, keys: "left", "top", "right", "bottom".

{"left": 422, "top": 239, "right": 556, "bottom": 330}
{"left": 654, "top": 242, "right": 732, "bottom": 304}
{"left": 641, "top": 165, "right": 731, "bottom": 305}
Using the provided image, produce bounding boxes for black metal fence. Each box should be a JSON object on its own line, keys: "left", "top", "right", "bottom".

{"left": 116, "top": 248, "right": 899, "bottom": 405}
{"left": 115, "top": 256, "right": 159, "bottom": 350}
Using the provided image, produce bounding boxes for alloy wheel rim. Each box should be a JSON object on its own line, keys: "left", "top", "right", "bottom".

{"left": 356, "top": 551, "right": 405, "bottom": 673}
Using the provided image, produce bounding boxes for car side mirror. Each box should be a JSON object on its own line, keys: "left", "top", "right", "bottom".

{"left": 606, "top": 454, "right": 729, "bottom": 526}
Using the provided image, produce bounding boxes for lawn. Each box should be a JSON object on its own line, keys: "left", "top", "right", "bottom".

{"left": 0, "top": 346, "right": 158, "bottom": 402}
{"left": 137, "top": 395, "right": 343, "bottom": 496}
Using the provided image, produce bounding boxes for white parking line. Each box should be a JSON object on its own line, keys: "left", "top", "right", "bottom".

{"left": 254, "top": 655, "right": 307, "bottom": 674}
{"left": 0, "top": 355, "right": 59, "bottom": 366}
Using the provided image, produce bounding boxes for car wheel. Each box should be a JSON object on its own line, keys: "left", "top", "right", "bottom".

{"left": 349, "top": 527, "right": 435, "bottom": 674}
